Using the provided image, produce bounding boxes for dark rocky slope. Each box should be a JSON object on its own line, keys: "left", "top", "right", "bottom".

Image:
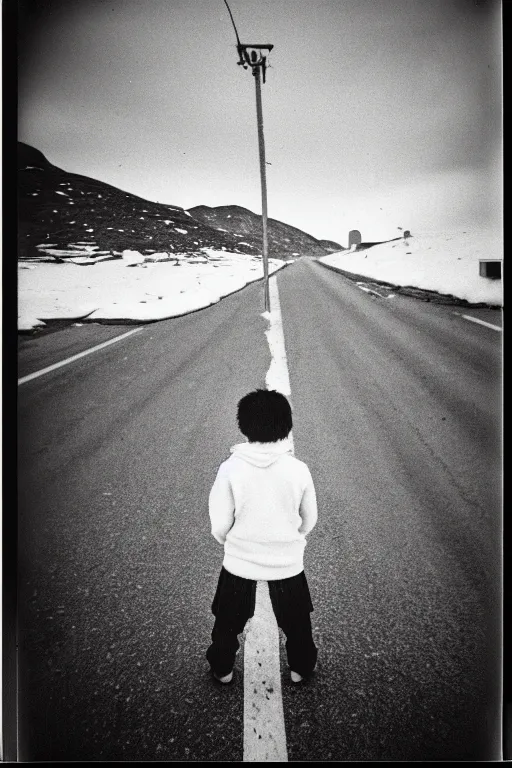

{"left": 18, "top": 142, "right": 342, "bottom": 262}
{"left": 18, "top": 143, "right": 251, "bottom": 261}
{"left": 187, "top": 205, "right": 343, "bottom": 259}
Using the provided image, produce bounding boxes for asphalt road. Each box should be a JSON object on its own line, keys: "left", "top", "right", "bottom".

{"left": 17, "top": 259, "right": 502, "bottom": 761}
{"left": 277, "top": 260, "right": 502, "bottom": 761}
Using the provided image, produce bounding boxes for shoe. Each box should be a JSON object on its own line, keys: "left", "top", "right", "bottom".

{"left": 290, "top": 671, "right": 303, "bottom": 683}
{"left": 213, "top": 670, "right": 233, "bottom": 684}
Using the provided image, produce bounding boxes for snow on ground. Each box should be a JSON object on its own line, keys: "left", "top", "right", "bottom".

{"left": 18, "top": 229, "right": 502, "bottom": 331}
{"left": 18, "top": 250, "right": 287, "bottom": 330}
{"left": 319, "top": 229, "right": 503, "bottom": 306}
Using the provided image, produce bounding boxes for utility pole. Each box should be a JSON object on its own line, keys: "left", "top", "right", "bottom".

{"left": 253, "top": 57, "right": 271, "bottom": 312}
{"left": 223, "top": 0, "right": 273, "bottom": 312}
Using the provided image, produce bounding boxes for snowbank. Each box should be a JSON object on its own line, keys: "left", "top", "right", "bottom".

{"left": 18, "top": 250, "right": 287, "bottom": 330}
{"left": 319, "top": 229, "right": 503, "bottom": 306}
{"left": 18, "top": 229, "right": 502, "bottom": 331}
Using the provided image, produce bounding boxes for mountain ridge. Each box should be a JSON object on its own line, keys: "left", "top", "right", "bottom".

{"left": 18, "top": 143, "right": 342, "bottom": 261}
{"left": 187, "top": 204, "right": 342, "bottom": 259}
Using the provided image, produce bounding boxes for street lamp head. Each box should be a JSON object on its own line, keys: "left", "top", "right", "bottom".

{"left": 237, "top": 44, "right": 273, "bottom": 68}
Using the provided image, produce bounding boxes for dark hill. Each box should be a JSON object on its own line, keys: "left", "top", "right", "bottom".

{"left": 18, "top": 143, "right": 341, "bottom": 262}
{"left": 319, "top": 239, "right": 344, "bottom": 252}
{"left": 18, "top": 143, "right": 252, "bottom": 261}
{"left": 187, "top": 205, "right": 340, "bottom": 259}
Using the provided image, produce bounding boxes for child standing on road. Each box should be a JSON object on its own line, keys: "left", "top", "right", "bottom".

{"left": 206, "top": 388, "right": 318, "bottom": 684}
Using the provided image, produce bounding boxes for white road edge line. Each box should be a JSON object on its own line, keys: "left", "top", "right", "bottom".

{"left": 242, "top": 275, "right": 290, "bottom": 763}
{"left": 453, "top": 313, "right": 502, "bottom": 332}
{"left": 18, "top": 327, "right": 144, "bottom": 385}
{"left": 356, "top": 283, "right": 387, "bottom": 299}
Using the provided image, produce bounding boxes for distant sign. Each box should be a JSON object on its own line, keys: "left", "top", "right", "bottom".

{"left": 348, "top": 230, "right": 361, "bottom": 247}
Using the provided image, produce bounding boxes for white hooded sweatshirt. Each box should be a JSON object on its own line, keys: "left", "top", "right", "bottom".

{"left": 209, "top": 438, "right": 318, "bottom": 580}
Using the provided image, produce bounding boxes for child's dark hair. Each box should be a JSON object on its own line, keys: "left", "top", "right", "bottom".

{"left": 237, "top": 389, "right": 293, "bottom": 443}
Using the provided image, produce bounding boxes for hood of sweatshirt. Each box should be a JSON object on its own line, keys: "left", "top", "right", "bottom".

{"left": 230, "top": 438, "right": 293, "bottom": 468}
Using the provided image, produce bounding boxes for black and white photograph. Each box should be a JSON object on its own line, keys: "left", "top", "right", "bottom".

{"left": 15, "top": 0, "right": 503, "bottom": 761}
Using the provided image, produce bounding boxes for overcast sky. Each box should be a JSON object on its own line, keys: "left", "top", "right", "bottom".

{"left": 18, "top": 0, "right": 502, "bottom": 245}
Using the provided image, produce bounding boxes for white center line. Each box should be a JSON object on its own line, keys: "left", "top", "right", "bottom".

{"left": 242, "top": 274, "right": 291, "bottom": 762}
{"left": 243, "top": 582, "right": 288, "bottom": 762}
{"left": 262, "top": 281, "right": 292, "bottom": 395}
{"left": 262, "top": 277, "right": 294, "bottom": 453}
{"left": 453, "top": 313, "right": 502, "bottom": 332}
{"left": 18, "top": 327, "right": 144, "bottom": 385}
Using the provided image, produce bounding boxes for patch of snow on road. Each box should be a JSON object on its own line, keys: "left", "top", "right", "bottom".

{"left": 319, "top": 229, "right": 502, "bottom": 306}
{"left": 262, "top": 278, "right": 293, "bottom": 399}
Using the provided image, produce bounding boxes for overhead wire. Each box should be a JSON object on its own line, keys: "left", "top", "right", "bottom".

{"left": 222, "top": 0, "right": 242, "bottom": 47}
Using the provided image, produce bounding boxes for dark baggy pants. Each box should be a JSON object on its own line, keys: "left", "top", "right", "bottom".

{"left": 206, "top": 567, "right": 318, "bottom": 678}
